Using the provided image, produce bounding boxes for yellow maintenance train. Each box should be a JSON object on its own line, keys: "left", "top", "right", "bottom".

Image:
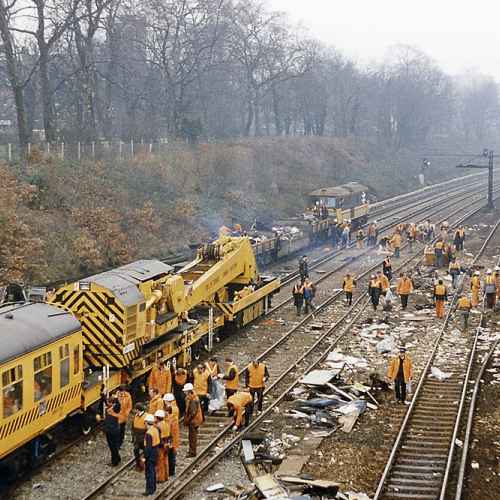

{"left": 0, "top": 236, "right": 279, "bottom": 479}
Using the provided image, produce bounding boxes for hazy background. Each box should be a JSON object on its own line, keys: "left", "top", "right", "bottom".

{"left": 268, "top": 0, "right": 500, "bottom": 79}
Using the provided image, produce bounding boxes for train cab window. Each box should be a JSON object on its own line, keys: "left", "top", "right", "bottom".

{"left": 33, "top": 352, "right": 52, "bottom": 401}
{"left": 73, "top": 345, "right": 80, "bottom": 375}
{"left": 59, "top": 344, "right": 70, "bottom": 388}
{"left": 2, "top": 365, "right": 23, "bottom": 418}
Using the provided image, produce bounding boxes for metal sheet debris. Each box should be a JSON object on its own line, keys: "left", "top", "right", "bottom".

{"left": 300, "top": 370, "right": 337, "bottom": 386}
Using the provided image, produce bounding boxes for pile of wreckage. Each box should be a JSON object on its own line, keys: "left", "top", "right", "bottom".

{"left": 206, "top": 362, "right": 381, "bottom": 499}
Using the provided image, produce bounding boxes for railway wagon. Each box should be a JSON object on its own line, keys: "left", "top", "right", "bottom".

{"left": 0, "top": 303, "right": 84, "bottom": 476}
{"left": 308, "top": 182, "right": 369, "bottom": 228}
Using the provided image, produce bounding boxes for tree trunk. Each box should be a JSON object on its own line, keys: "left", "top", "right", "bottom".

{"left": 39, "top": 46, "right": 56, "bottom": 142}
{"left": 0, "top": 0, "right": 30, "bottom": 150}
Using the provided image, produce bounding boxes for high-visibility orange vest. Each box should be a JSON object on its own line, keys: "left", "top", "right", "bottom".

{"left": 397, "top": 278, "right": 413, "bottom": 295}
{"left": 435, "top": 241, "right": 444, "bottom": 250}
{"left": 435, "top": 284, "right": 447, "bottom": 298}
{"left": 145, "top": 425, "right": 160, "bottom": 447}
{"left": 228, "top": 392, "right": 253, "bottom": 427}
{"left": 457, "top": 297, "right": 471, "bottom": 310}
{"left": 225, "top": 364, "right": 239, "bottom": 391}
{"left": 156, "top": 419, "right": 170, "bottom": 439}
{"left": 343, "top": 277, "right": 355, "bottom": 292}
{"left": 133, "top": 412, "right": 146, "bottom": 430}
{"left": 471, "top": 276, "right": 481, "bottom": 291}
{"left": 378, "top": 275, "right": 390, "bottom": 292}
{"left": 247, "top": 363, "right": 266, "bottom": 388}
{"left": 193, "top": 369, "right": 210, "bottom": 396}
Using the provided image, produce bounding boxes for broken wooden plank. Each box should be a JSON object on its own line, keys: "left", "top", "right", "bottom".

{"left": 253, "top": 474, "right": 289, "bottom": 499}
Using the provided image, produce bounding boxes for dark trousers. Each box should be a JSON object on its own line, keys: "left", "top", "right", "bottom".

{"left": 145, "top": 451, "right": 158, "bottom": 494}
{"left": 304, "top": 298, "right": 316, "bottom": 314}
{"left": 394, "top": 378, "right": 406, "bottom": 402}
{"left": 460, "top": 311, "right": 470, "bottom": 329}
{"left": 436, "top": 251, "right": 443, "bottom": 268}
{"left": 133, "top": 431, "right": 145, "bottom": 469}
{"left": 345, "top": 291, "right": 352, "bottom": 305}
{"left": 168, "top": 448, "right": 176, "bottom": 476}
{"left": 225, "top": 388, "right": 237, "bottom": 399}
{"left": 118, "top": 422, "right": 126, "bottom": 448}
{"left": 244, "top": 404, "right": 253, "bottom": 427}
{"left": 394, "top": 247, "right": 400, "bottom": 258}
{"left": 250, "top": 387, "right": 264, "bottom": 411}
{"left": 486, "top": 293, "right": 496, "bottom": 309}
{"left": 174, "top": 388, "right": 186, "bottom": 416}
{"left": 105, "top": 431, "right": 121, "bottom": 466}
{"left": 383, "top": 269, "right": 392, "bottom": 282}
{"left": 199, "top": 395, "right": 209, "bottom": 416}
{"left": 188, "top": 424, "right": 198, "bottom": 456}
{"left": 400, "top": 294, "right": 409, "bottom": 309}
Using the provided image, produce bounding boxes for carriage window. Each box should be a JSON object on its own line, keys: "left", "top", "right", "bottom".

{"left": 2, "top": 365, "right": 23, "bottom": 418}
{"left": 73, "top": 345, "right": 80, "bottom": 375}
{"left": 59, "top": 344, "right": 70, "bottom": 388}
{"left": 34, "top": 352, "right": 52, "bottom": 401}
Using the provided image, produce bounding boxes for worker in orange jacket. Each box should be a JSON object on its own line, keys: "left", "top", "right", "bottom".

{"left": 245, "top": 360, "right": 269, "bottom": 412}
{"left": 132, "top": 403, "right": 147, "bottom": 471}
{"left": 148, "top": 362, "right": 172, "bottom": 396}
{"left": 163, "top": 393, "right": 179, "bottom": 476}
{"left": 377, "top": 271, "right": 390, "bottom": 296}
{"left": 116, "top": 385, "right": 132, "bottom": 448}
{"left": 227, "top": 391, "right": 254, "bottom": 430}
{"left": 396, "top": 273, "right": 413, "bottom": 310}
{"left": 183, "top": 383, "right": 203, "bottom": 457}
{"left": 470, "top": 271, "right": 481, "bottom": 307}
{"left": 148, "top": 388, "right": 164, "bottom": 415}
{"left": 390, "top": 231, "right": 402, "bottom": 258}
{"left": 434, "top": 279, "right": 448, "bottom": 318}
{"left": 192, "top": 364, "right": 211, "bottom": 417}
{"left": 387, "top": 347, "right": 413, "bottom": 404}
{"left": 154, "top": 409, "right": 170, "bottom": 482}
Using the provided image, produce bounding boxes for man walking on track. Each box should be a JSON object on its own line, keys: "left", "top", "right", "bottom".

{"left": 387, "top": 347, "right": 413, "bottom": 404}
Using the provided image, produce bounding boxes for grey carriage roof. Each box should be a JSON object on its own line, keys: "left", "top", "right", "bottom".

{"left": 80, "top": 260, "right": 174, "bottom": 306}
{"left": 308, "top": 182, "right": 369, "bottom": 198}
{"left": 0, "top": 302, "right": 81, "bottom": 365}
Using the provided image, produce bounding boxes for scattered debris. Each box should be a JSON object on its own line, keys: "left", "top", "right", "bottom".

{"left": 430, "top": 367, "right": 453, "bottom": 380}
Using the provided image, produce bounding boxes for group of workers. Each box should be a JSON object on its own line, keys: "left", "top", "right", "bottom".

{"left": 103, "top": 357, "right": 269, "bottom": 496}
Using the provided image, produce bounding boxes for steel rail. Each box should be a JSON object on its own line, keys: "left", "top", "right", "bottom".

{"left": 278, "top": 177, "right": 488, "bottom": 290}
{"left": 373, "top": 218, "right": 500, "bottom": 500}
{"left": 439, "top": 219, "right": 500, "bottom": 500}
{"left": 273, "top": 182, "right": 491, "bottom": 312}
{"left": 75, "top": 182, "right": 494, "bottom": 500}
{"left": 160, "top": 201, "right": 492, "bottom": 500}
{"left": 453, "top": 251, "right": 500, "bottom": 499}
{"left": 81, "top": 186, "right": 499, "bottom": 500}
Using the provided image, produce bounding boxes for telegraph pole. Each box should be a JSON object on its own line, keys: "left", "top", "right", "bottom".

{"left": 456, "top": 148, "right": 494, "bottom": 210}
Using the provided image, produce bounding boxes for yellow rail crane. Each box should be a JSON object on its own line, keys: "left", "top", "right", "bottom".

{"left": 50, "top": 236, "right": 280, "bottom": 393}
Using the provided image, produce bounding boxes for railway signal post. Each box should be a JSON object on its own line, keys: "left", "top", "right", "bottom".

{"left": 457, "top": 148, "right": 495, "bottom": 210}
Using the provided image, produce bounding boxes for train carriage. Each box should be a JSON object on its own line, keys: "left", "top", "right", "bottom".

{"left": 0, "top": 303, "right": 83, "bottom": 474}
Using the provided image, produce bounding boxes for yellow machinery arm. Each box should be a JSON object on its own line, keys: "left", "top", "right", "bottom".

{"left": 177, "top": 236, "right": 258, "bottom": 310}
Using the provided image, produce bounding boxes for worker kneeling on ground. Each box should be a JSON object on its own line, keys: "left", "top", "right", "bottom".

{"left": 227, "top": 391, "right": 254, "bottom": 431}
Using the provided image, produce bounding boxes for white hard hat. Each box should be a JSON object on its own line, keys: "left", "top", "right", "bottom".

{"left": 183, "top": 383, "right": 194, "bottom": 392}
{"left": 145, "top": 414, "right": 155, "bottom": 424}
{"left": 163, "top": 393, "right": 175, "bottom": 402}
{"left": 487, "top": 269, "right": 492, "bottom": 274}
{"left": 474, "top": 271, "right": 480, "bottom": 276}
{"left": 154, "top": 409, "right": 165, "bottom": 418}
{"left": 495, "top": 266, "right": 500, "bottom": 271}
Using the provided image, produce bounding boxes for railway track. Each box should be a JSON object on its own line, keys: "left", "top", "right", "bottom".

{"left": 373, "top": 220, "right": 500, "bottom": 500}
{"left": 9, "top": 177, "right": 498, "bottom": 500}
{"left": 155, "top": 200, "right": 496, "bottom": 500}
{"left": 77, "top": 186, "right": 499, "bottom": 499}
